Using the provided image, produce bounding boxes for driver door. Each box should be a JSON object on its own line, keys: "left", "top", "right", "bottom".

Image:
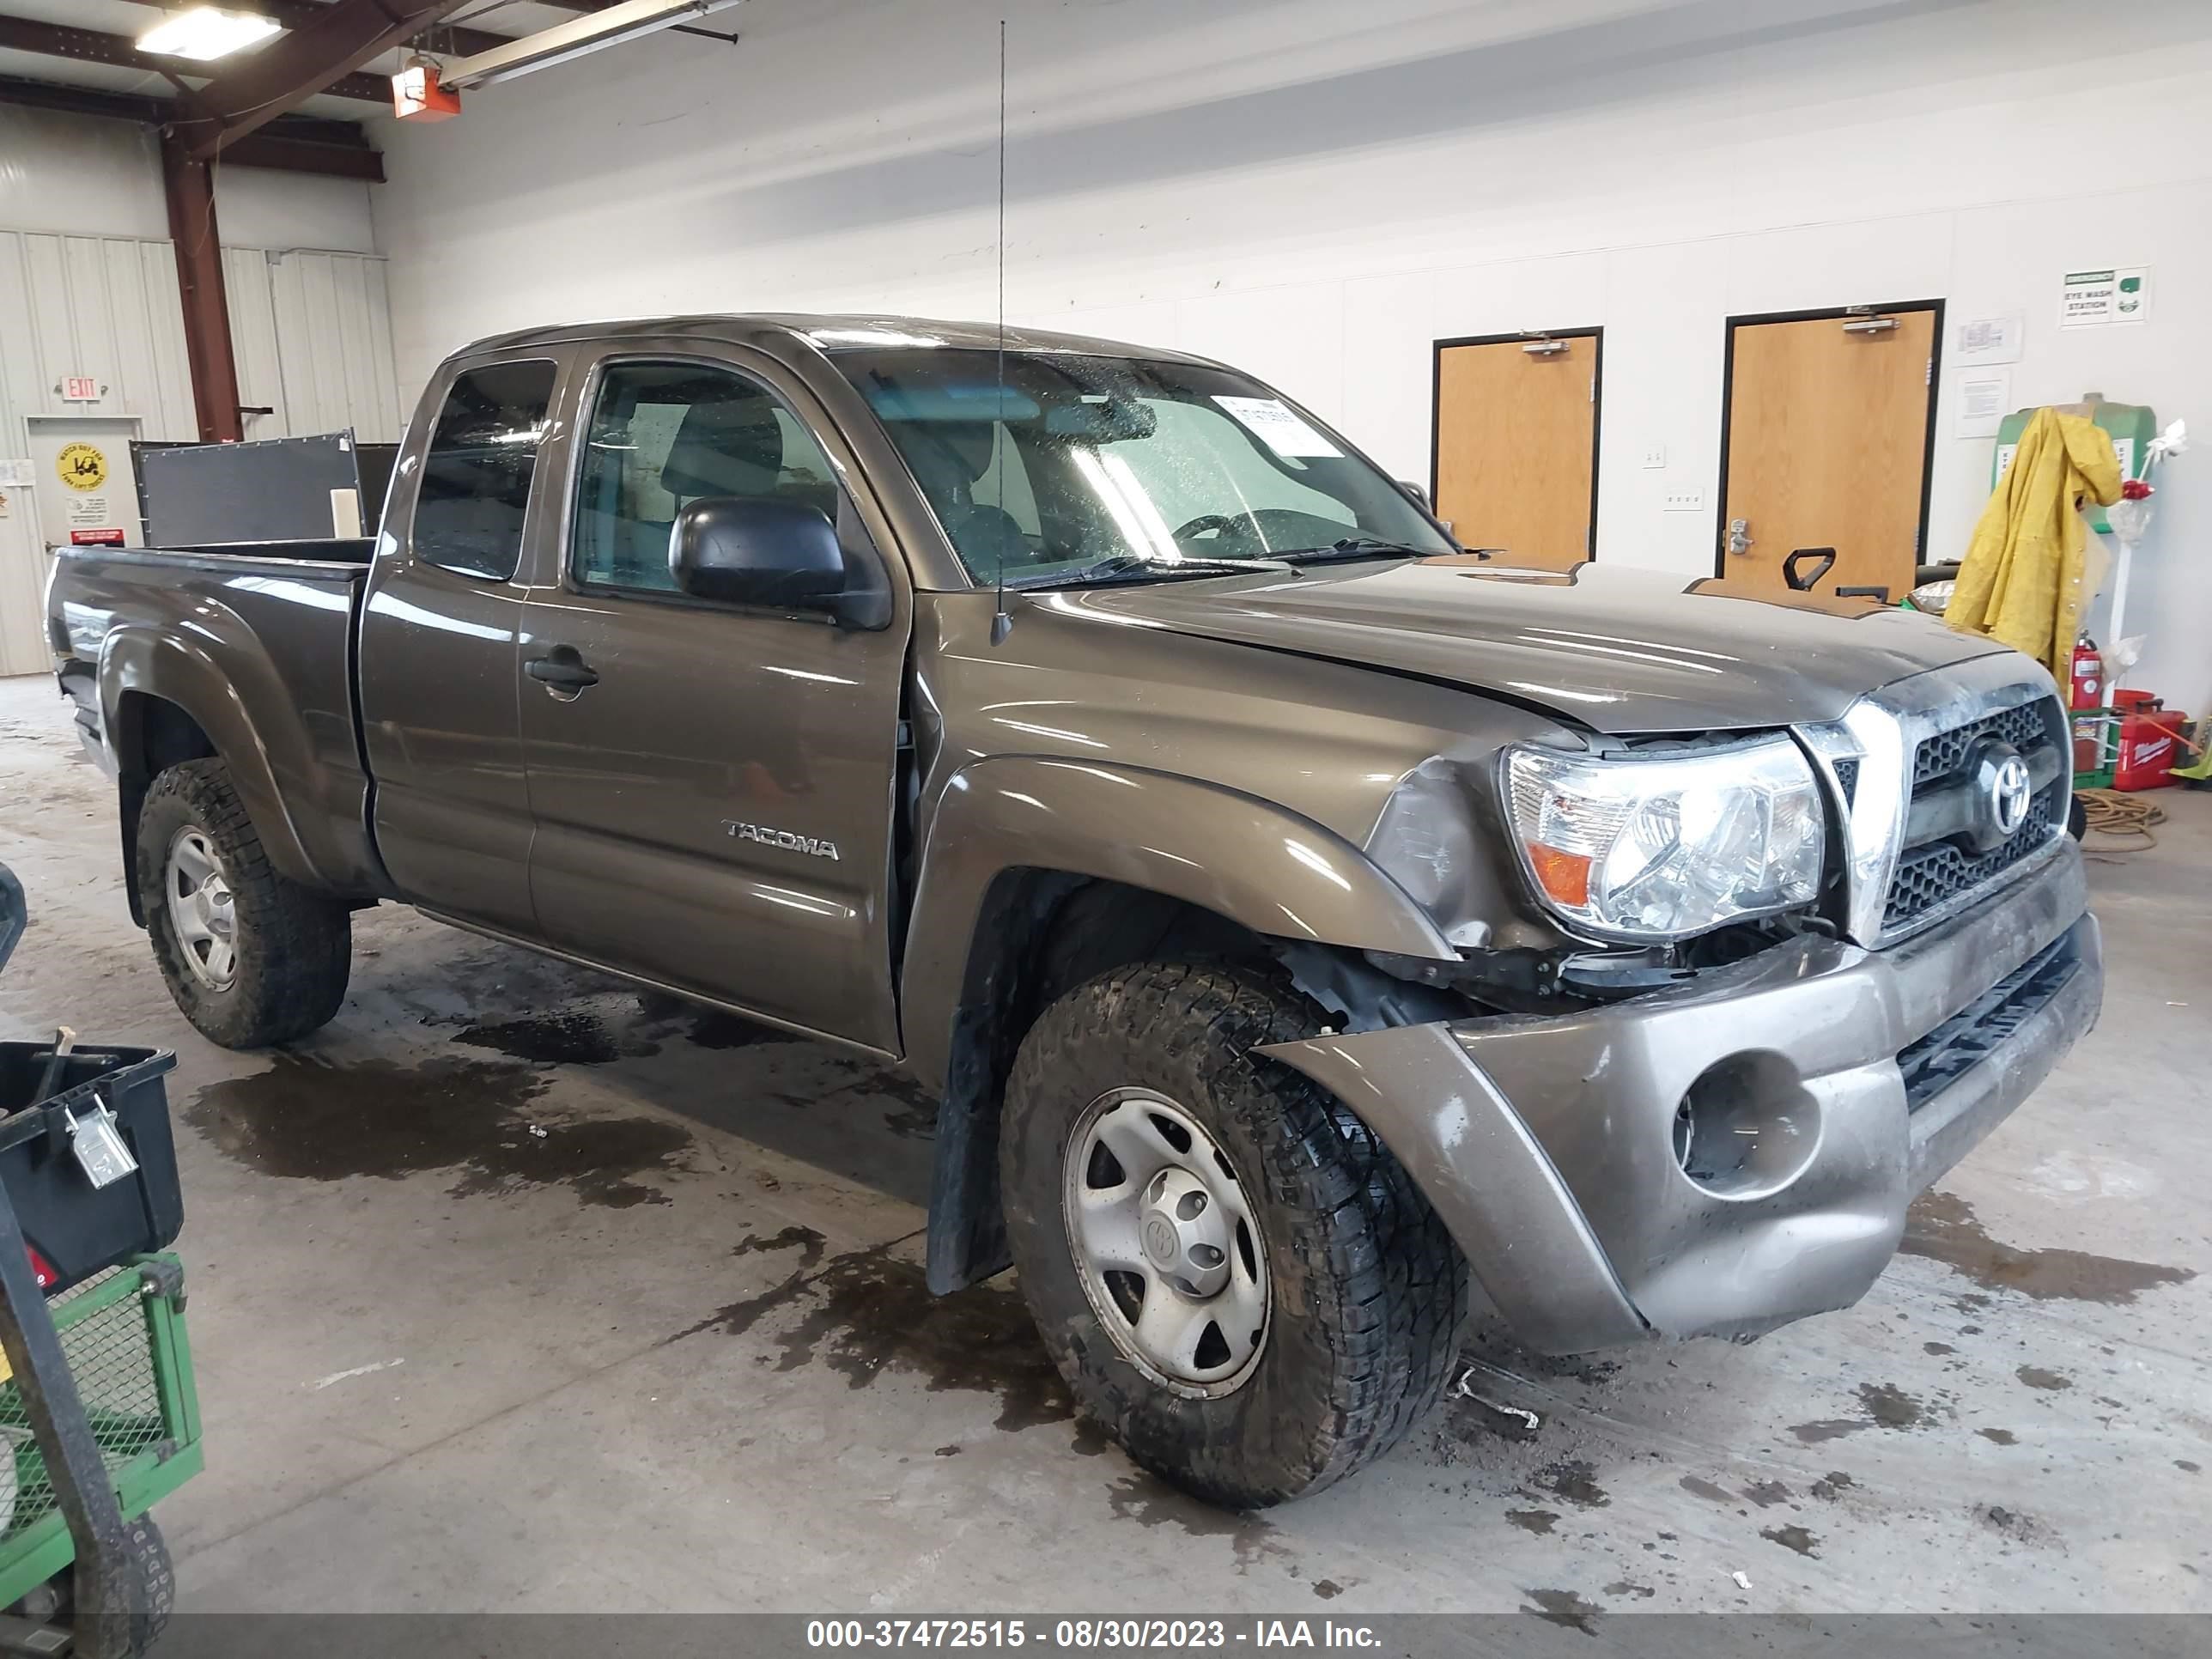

{"left": 516, "top": 346, "right": 910, "bottom": 1054}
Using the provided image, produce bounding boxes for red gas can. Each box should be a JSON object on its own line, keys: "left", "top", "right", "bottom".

{"left": 2112, "top": 702, "right": 2187, "bottom": 791}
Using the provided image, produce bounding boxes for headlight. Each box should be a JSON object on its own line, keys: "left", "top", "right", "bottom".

{"left": 1503, "top": 738, "right": 1825, "bottom": 940}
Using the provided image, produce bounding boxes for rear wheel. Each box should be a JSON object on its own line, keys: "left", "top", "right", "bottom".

{"left": 1000, "top": 959, "right": 1467, "bottom": 1508}
{"left": 137, "top": 758, "right": 350, "bottom": 1048}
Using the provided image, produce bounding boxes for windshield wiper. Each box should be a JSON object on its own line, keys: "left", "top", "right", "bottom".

{"left": 1282, "top": 538, "right": 1443, "bottom": 563}
{"left": 1019, "top": 552, "right": 1297, "bottom": 589}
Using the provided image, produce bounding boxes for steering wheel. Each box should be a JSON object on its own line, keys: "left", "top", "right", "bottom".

{"left": 1173, "top": 512, "right": 1248, "bottom": 542}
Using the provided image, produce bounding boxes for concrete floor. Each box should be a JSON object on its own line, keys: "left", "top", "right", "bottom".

{"left": 0, "top": 671, "right": 2206, "bottom": 1620}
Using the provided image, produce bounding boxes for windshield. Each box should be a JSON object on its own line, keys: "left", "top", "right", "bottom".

{"left": 833, "top": 348, "right": 1455, "bottom": 586}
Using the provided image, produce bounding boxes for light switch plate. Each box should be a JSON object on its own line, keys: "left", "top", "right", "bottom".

{"left": 1642, "top": 444, "right": 1668, "bottom": 469}
{"left": 1662, "top": 488, "right": 1704, "bottom": 512}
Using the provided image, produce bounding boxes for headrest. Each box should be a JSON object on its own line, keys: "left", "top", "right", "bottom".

{"left": 899, "top": 420, "right": 998, "bottom": 490}
{"left": 661, "top": 392, "right": 784, "bottom": 498}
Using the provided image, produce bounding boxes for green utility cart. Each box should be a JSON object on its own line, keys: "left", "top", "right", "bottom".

{"left": 0, "top": 1258, "right": 200, "bottom": 1626}
{"left": 0, "top": 864, "right": 200, "bottom": 1656}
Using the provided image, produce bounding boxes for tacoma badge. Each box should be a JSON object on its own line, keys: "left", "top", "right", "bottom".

{"left": 723, "top": 820, "right": 841, "bottom": 860}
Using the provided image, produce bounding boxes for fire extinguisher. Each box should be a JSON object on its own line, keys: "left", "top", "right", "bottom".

{"left": 2070, "top": 635, "right": 2104, "bottom": 711}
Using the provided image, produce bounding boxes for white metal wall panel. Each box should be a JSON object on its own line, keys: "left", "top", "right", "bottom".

{"left": 1, "top": 231, "right": 402, "bottom": 675}
{"left": 225, "top": 246, "right": 402, "bottom": 443}
{"left": 223, "top": 245, "right": 291, "bottom": 441}
{"left": 264, "top": 249, "right": 404, "bottom": 443}
{"left": 0, "top": 228, "right": 197, "bottom": 677}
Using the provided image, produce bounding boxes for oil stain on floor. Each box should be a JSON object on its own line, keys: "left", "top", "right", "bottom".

{"left": 635, "top": 991, "right": 804, "bottom": 1052}
{"left": 1103, "top": 1474, "right": 1289, "bottom": 1575}
{"left": 1902, "top": 1190, "right": 2194, "bottom": 1303}
{"left": 1787, "top": 1381, "right": 1930, "bottom": 1444}
{"left": 186, "top": 1051, "right": 695, "bottom": 1208}
{"left": 669, "top": 1237, "right": 1073, "bottom": 1434}
{"left": 1522, "top": 1589, "right": 1602, "bottom": 1634}
{"left": 453, "top": 1010, "right": 661, "bottom": 1066}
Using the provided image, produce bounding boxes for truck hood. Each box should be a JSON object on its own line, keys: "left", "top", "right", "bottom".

{"left": 1057, "top": 558, "right": 2013, "bottom": 734}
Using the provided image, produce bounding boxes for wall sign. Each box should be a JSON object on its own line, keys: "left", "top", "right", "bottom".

{"left": 1956, "top": 370, "right": 2012, "bottom": 439}
{"left": 56, "top": 441, "right": 108, "bottom": 492}
{"left": 1954, "top": 313, "right": 2023, "bottom": 366}
{"left": 2061, "top": 266, "right": 2152, "bottom": 328}
{"left": 59, "top": 376, "right": 100, "bottom": 403}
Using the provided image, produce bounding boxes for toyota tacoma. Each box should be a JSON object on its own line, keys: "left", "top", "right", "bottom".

{"left": 46, "top": 314, "right": 2100, "bottom": 1507}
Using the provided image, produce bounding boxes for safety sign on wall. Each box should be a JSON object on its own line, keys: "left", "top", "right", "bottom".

{"left": 2060, "top": 266, "right": 2152, "bottom": 328}
{"left": 55, "top": 441, "right": 123, "bottom": 542}
{"left": 56, "top": 441, "right": 108, "bottom": 492}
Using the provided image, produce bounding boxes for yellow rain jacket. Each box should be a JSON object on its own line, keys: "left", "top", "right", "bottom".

{"left": 1946, "top": 407, "right": 2122, "bottom": 681}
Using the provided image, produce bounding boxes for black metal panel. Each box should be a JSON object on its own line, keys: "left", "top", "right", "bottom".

{"left": 135, "top": 432, "right": 383, "bottom": 547}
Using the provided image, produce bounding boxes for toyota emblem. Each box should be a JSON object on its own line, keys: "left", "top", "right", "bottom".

{"left": 1987, "top": 749, "right": 2032, "bottom": 839}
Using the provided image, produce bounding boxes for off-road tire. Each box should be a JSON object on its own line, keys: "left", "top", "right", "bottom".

{"left": 1000, "top": 959, "right": 1468, "bottom": 1508}
{"left": 137, "top": 758, "right": 350, "bottom": 1048}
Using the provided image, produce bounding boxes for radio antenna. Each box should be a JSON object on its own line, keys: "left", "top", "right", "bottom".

{"left": 990, "top": 17, "right": 1012, "bottom": 647}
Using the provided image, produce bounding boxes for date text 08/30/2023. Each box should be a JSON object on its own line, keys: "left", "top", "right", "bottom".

{"left": 806, "top": 1619, "right": 1382, "bottom": 1650}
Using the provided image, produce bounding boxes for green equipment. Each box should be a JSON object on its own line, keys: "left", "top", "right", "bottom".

{"left": 0, "top": 1257, "right": 201, "bottom": 1615}
{"left": 1993, "top": 396, "right": 2156, "bottom": 534}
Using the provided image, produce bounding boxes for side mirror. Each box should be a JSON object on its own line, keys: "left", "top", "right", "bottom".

{"left": 1398, "top": 480, "right": 1432, "bottom": 510}
{"left": 670, "top": 497, "right": 846, "bottom": 611}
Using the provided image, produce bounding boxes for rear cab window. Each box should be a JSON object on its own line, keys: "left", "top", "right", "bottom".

{"left": 413, "top": 359, "right": 558, "bottom": 580}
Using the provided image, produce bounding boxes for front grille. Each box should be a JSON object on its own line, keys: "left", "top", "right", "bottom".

{"left": 1897, "top": 932, "right": 2080, "bottom": 1111}
{"left": 1911, "top": 700, "right": 2049, "bottom": 788}
{"left": 1884, "top": 787, "right": 2060, "bottom": 931}
{"left": 1880, "top": 694, "right": 2063, "bottom": 935}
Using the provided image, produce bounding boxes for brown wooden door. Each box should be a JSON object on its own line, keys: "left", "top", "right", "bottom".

{"left": 1433, "top": 333, "right": 1599, "bottom": 571}
{"left": 1719, "top": 308, "right": 1937, "bottom": 601}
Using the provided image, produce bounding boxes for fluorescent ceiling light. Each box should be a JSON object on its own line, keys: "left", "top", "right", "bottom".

{"left": 439, "top": 0, "right": 745, "bottom": 92}
{"left": 138, "top": 6, "right": 285, "bottom": 63}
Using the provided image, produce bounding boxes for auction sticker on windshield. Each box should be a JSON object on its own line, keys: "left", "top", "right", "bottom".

{"left": 1212, "top": 396, "right": 1341, "bottom": 458}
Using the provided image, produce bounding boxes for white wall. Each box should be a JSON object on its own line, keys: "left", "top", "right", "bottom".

{"left": 372, "top": 0, "right": 2212, "bottom": 712}
{"left": 224, "top": 246, "right": 405, "bottom": 442}
{"left": 0, "top": 106, "right": 399, "bottom": 674}
{"left": 0, "top": 104, "right": 380, "bottom": 252}
{"left": 0, "top": 106, "right": 169, "bottom": 240}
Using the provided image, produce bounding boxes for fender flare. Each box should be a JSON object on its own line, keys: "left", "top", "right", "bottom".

{"left": 903, "top": 757, "right": 1458, "bottom": 1294}
{"left": 901, "top": 756, "right": 1455, "bottom": 1091}
{"left": 99, "top": 626, "right": 321, "bottom": 908}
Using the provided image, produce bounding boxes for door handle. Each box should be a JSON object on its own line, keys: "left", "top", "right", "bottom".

{"left": 525, "top": 647, "right": 599, "bottom": 696}
{"left": 1727, "top": 517, "right": 1754, "bottom": 556}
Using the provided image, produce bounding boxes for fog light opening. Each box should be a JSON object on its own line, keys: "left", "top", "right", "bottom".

{"left": 1673, "top": 1051, "right": 1821, "bottom": 1200}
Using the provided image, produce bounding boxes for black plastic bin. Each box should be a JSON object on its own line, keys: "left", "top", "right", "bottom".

{"left": 0, "top": 1045, "right": 182, "bottom": 1295}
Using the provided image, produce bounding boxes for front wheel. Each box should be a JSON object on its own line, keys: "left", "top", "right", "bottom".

{"left": 137, "top": 758, "right": 351, "bottom": 1048}
{"left": 1000, "top": 960, "right": 1467, "bottom": 1508}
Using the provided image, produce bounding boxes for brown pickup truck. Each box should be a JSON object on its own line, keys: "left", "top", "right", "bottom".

{"left": 46, "top": 314, "right": 2100, "bottom": 1507}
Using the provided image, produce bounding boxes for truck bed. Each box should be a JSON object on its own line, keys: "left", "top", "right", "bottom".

{"left": 48, "top": 541, "right": 383, "bottom": 898}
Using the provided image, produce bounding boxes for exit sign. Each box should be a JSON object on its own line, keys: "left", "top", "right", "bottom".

{"left": 59, "top": 376, "right": 100, "bottom": 402}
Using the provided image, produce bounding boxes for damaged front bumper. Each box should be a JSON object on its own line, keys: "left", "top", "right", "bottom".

{"left": 1258, "top": 838, "right": 2101, "bottom": 1354}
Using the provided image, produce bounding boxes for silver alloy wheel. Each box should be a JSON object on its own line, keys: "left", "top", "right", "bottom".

{"left": 165, "top": 828, "right": 238, "bottom": 992}
{"left": 1061, "top": 1087, "right": 1270, "bottom": 1397}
